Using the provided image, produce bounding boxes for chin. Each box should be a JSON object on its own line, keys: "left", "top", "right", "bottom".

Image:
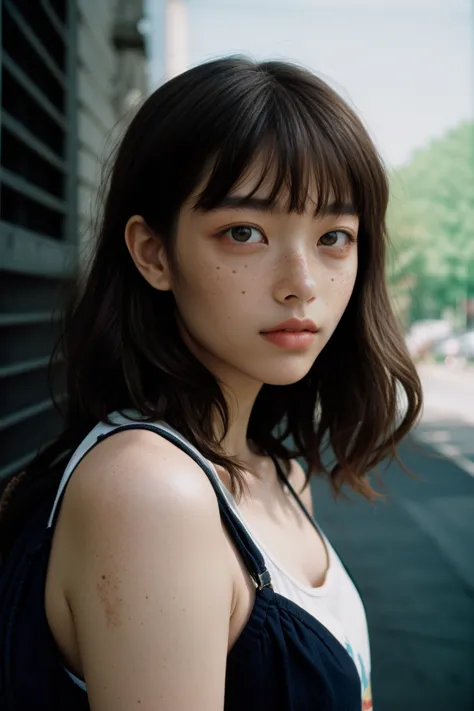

{"left": 263, "top": 373, "right": 311, "bottom": 387}
{"left": 255, "top": 361, "right": 315, "bottom": 387}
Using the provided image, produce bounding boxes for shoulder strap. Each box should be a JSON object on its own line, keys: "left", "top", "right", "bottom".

{"left": 48, "top": 418, "right": 273, "bottom": 592}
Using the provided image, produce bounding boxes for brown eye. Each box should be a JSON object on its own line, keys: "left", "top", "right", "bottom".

{"left": 319, "top": 230, "right": 352, "bottom": 247}
{"left": 231, "top": 226, "right": 254, "bottom": 242}
{"left": 220, "top": 225, "right": 264, "bottom": 243}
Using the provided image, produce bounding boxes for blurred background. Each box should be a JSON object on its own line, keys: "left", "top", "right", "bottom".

{"left": 0, "top": 0, "right": 473, "bottom": 709}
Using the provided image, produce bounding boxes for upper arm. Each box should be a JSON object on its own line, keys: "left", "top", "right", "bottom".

{"left": 61, "top": 431, "right": 233, "bottom": 711}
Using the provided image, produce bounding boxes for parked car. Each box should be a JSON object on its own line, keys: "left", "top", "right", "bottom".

{"left": 430, "top": 330, "right": 474, "bottom": 363}
{"left": 459, "top": 330, "right": 474, "bottom": 359}
{"left": 431, "top": 333, "right": 464, "bottom": 359}
{"left": 406, "top": 319, "right": 453, "bottom": 359}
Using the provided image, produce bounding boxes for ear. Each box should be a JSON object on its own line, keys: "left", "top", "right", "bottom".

{"left": 124, "top": 215, "right": 172, "bottom": 291}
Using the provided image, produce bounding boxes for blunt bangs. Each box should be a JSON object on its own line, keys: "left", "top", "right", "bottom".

{"left": 189, "top": 62, "right": 386, "bottom": 222}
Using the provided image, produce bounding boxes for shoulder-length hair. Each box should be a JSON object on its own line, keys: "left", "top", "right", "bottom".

{"left": 1, "top": 56, "right": 422, "bottom": 542}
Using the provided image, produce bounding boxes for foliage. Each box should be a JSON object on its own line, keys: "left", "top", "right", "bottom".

{"left": 386, "top": 121, "right": 474, "bottom": 327}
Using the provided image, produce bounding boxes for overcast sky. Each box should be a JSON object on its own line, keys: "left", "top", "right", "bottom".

{"left": 149, "top": 0, "right": 473, "bottom": 168}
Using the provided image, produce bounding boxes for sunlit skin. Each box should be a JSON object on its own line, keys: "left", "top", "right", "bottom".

{"left": 125, "top": 166, "right": 359, "bottom": 472}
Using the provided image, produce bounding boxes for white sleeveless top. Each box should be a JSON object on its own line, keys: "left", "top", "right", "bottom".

{"left": 47, "top": 412, "right": 373, "bottom": 708}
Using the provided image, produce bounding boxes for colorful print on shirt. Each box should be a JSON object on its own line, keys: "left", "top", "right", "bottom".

{"left": 345, "top": 641, "right": 373, "bottom": 710}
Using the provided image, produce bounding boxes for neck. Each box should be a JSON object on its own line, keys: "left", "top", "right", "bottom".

{"left": 178, "top": 323, "right": 264, "bottom": 467}
{"left": 216, "top": 374, "right": 262, "bottom": 470}
{"left": 177, "top": 322, "right": 267, "bottom": 471}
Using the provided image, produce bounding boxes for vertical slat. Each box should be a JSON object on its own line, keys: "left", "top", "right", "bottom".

{"left": 41, "top": 0, "right": 67, "bottom": 42}
{"left": 3, "top": 0, "right": 66, "bottom": 87}
{"left": 0, "top": 0, "right": 73, "bottom": 479}
{"left": 0, "top": 0, "right": 3, "bottom": 182}
{"left": 65, "top": 0, "right": 78, "bottom": 244}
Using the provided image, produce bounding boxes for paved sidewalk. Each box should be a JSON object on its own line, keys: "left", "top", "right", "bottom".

{"left": 311, "top": 436, "right": 474, "bottom": 711}
{"left": 418, "top": 363, "right": 474, "bottom": 426}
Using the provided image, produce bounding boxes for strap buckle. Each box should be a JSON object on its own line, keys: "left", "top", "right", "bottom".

{"left": 257, "top": 568, "right": 273, "bottom": 590}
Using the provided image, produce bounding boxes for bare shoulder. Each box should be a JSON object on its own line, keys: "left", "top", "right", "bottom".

{"left": 288, "top": 458, "right": 314, "bottom": 516}
{"left": 64, "top": 427, "right": 219, "bottom": 517}
{"left": 54, "top": 427, "right": 232, "bottom": 710}
{"left": 58, "top": 425, "right": 231, "bottom": 605}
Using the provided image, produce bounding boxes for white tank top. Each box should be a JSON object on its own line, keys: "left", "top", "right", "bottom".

{"left": 47, "top": 412, "right": 372, "bottom": 706}
{"left": 214, "top": 467, "right": 372, "bottom": 703}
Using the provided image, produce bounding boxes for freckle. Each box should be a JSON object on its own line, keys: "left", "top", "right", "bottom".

{"left": 241, "top": 291, "right": 246, "bottom": 294}
{"left": 244, "top": 264, "right": 248, "bottom": 268}
{"left": 331, "top": 278, "right": 334, "bottom": 282}
{"left": 145, "top": 596, "right": 148, "bottom": 600}
{"left": 232, "top": 269, "right": 237, "bottom": 274}
{"left": 215, "top": 266, "right": 220, "bottom": 270}
{"left": 97, "top": 573, "right": 122, "bottom": 627}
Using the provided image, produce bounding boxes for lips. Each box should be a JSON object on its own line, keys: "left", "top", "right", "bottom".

{"left": 261, "top": 318, "right": 318, "bottom": 334}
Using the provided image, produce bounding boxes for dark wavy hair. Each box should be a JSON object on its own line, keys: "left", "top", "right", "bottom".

{"left": 0, "top": 56, "right": 422, "bottom": 549}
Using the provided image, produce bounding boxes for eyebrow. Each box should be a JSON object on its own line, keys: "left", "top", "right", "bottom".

{"left": 200, "top": 195, "right": 358, "bottom": 216}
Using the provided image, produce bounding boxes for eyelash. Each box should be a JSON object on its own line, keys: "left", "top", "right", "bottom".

{"left": 320, "top": 230, "right": 358, "bottom": 247}
{"left": 217, "top": 225, "right": 265, "bottom": 244}
{"left": 217, "top": 224, "right": 357, "bottom": 247}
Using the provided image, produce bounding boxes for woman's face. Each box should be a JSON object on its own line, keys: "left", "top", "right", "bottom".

{"left": 167, "top": 167, "right": 359, "bottom": 389}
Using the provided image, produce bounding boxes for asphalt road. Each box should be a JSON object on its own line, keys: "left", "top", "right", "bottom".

{"left": 310, "top": 365, "right": 474, "bottom": 711}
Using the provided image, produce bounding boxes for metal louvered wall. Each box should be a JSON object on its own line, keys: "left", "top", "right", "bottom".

{"left": 0, "top": 0, "right": 78, "bottom": 481}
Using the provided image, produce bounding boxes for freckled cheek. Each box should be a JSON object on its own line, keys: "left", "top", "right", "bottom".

{"left": 327, "top": 267, "right": 357, "bottom": 308}
{"left": 338, "top": 272, "right": 357, "bottom": 296}
{"left": 178, "top": 266, "right": 255, "bottom": 309}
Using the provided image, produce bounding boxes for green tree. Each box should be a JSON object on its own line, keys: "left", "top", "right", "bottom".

{"left": 387, "top": 121, "right": 474, "bottom": 327}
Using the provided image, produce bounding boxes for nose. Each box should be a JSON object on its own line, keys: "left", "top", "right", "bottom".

{"left": 273, "top": 252, "right": 317, "bottom": 304}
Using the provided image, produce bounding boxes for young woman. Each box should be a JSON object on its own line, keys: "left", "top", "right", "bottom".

{"left": 0, "top": 56, "right": 422, "bottom": 710}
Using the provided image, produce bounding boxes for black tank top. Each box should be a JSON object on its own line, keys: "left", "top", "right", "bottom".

{"left": 1, "top": 420, "right": 362, "bottom": 710}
